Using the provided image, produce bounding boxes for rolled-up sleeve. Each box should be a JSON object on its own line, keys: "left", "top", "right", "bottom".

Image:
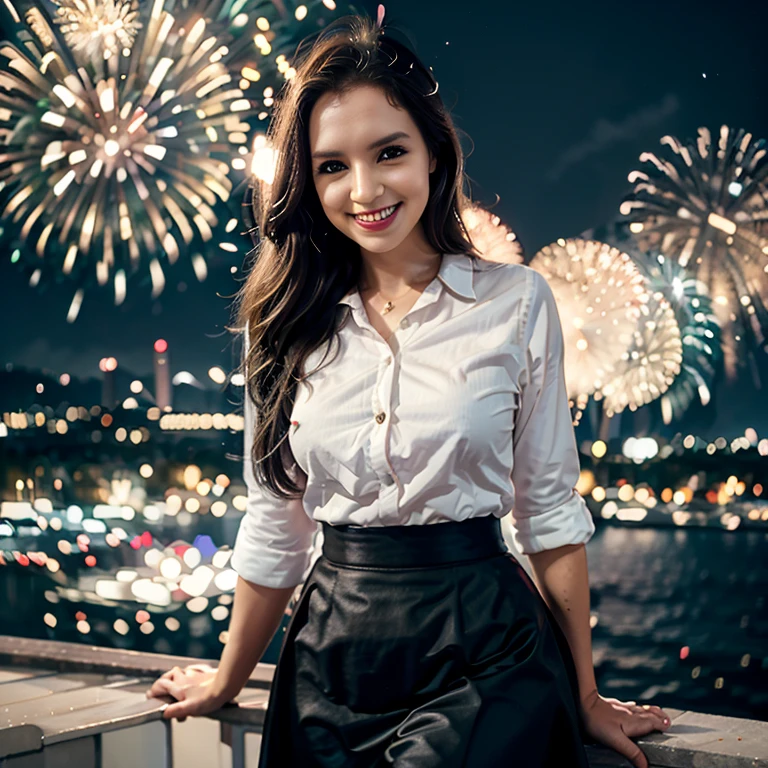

{"left": 509, "top": 269, "right": 596, "bottom": 555}
{"left": 230, "top": 349, "right": 318, "bottom": 588}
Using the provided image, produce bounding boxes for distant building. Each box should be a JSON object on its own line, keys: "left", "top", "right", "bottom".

{"left": 153, "top": 339, "right": 172, "bottom": 412}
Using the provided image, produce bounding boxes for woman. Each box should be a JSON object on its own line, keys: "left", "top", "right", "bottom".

{"left": 148, "top": 11, "right": 670, "bottom": 767}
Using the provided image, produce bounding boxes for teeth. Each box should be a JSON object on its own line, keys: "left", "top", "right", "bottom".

{"left": 356, "top": 204, "right": 397, "bottom": 223}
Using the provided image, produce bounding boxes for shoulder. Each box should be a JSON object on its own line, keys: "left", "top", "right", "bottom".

{"left": 465, "top": 260, "right": 558, "bottom": 348}
{"left": 471, "top": 259, "right": 555, "bottom": 308}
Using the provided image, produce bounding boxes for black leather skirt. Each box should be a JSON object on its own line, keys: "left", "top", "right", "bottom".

{"left": 257, "top": 515, "right": 590, "bottom": 767}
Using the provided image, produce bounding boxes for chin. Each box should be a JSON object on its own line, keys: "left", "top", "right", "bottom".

{"left": 355, "top": 235, "right": 408, "bottom": 253}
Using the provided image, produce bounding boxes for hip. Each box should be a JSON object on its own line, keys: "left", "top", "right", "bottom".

{"left": 294, "top": 548, "right": 553, "bottom": 712}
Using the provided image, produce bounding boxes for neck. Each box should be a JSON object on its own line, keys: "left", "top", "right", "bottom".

{"left": 358, "top": 232, "right": 442, "bottom": 296}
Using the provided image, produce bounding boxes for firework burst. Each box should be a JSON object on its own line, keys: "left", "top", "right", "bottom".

{"left": 620, "top": 125, "right": 768, "bottom": 376}
{"left": 0, "top": 0, "right": 339, "bottom": 320}
{"left": 52, "top": 0, "right": 142, "bottom": 60}
{"left": 639, "top": 251, "right": 721, "bottom": 424}
{"left": 530, "top": 238, "right": 683, "bottom": 418}
{"left": 461, "top": 203, "right": 523, "bottom": 264}
{"left": 589, "top": 221, "right": 722, "bottom": 424}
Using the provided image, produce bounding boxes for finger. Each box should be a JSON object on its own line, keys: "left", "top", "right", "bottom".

{"left": 636, "top": 708, "right": 669, "bottom": 732}
{"left": 151, "top": 678, "right": 186, "bottom": 701}
{"left": 622, "top": 712, "right": 662, "bottom": 739}
{"left": 164, "top": 694, "right": 211, "bottom": 722}
{"left": 147, "top": 678, "right": 175, "bottom": 699}
{"left": 185, "top": 663, "right": 217, "bottom": 675}
{"left": 161, "top": 666, "right": 183, "bottom": 680}
{"left": 608, "top": 697, "right": 637, "bottom": 707}
{"left": 634, "top": 705, "right": 669, "bottom": 731}
{"left": 148, "top": 668, "right": 183, "bottom": 696}
{"left": 163, "top": 699, "right": 197, "bottom": 721}
{"left": 614, "top": 725, "right": 649, "bottom": 768}
{"left": 647, "top": 705, "right": 672, "bottom": 724}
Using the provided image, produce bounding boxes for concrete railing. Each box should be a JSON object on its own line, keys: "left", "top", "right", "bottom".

{"left": 0, "top": 636, "right": 765, "bottom": 768}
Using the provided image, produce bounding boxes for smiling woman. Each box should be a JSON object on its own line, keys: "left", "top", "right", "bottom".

{"left": 146, "top": 10, "right": 670, "bottom": 768}
{"left": 310, "top": 95, "right": 436, "bottom": 243}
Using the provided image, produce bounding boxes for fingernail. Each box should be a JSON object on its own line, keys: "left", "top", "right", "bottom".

{"left": 663, "top": 718, "right": 670, "bottom": 726}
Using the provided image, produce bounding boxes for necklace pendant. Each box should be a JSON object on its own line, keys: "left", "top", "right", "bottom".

{"left": 382, "top": 301, "right": 394, "bottom": 315}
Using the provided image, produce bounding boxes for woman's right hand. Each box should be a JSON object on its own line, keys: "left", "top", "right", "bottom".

{"left": 146, "top": 664, "right": 235, "bottom": 722}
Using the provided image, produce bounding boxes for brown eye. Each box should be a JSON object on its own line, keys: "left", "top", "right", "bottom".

{"left": 379, "top": 145, "right": 406, "bottom": 161}
{"left": 317, "top": 160, "right": 346, "bottom": 174}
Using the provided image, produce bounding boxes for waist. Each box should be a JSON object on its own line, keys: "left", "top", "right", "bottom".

{"left": 321, "top": 515, "right": 506, "bottom": 568}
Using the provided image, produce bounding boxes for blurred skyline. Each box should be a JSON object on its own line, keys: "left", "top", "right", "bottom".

{"left": 2, "top": 0, "right": 767, "bottom": 438}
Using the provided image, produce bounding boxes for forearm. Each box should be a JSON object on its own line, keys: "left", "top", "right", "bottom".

{"left": 528, "top": 542, "right": 597, "bottom": 703}
{"left": 211, "top": 575, "right": 295, "bottom": 700}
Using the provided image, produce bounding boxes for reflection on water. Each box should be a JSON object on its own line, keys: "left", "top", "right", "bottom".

{"left": 585, "top": 525, "right": 768, "bottom": 720}
{"left": 2, "top": 521, "right": 766, "bottom": 721}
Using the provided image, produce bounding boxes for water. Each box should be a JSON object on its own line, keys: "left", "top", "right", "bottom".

{"left": 2, "top": 524, "right": 766, "bottom": 721}
{"left": 584, "top": 525, "right": 768, "bottom": 721}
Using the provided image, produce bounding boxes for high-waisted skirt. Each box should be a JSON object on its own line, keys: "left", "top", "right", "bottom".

{"left": 257, "top": 515, "right": 590, "bottom": 767}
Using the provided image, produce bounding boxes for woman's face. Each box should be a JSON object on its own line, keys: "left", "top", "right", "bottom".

{"left": 308, "top": 84, "right": 436, "bottom": 256}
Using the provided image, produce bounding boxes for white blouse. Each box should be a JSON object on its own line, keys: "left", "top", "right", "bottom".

{"left": 230, "top": 252, "right": 595, "bottom": 589}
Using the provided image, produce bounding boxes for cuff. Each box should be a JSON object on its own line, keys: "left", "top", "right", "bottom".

{"left": 511, "top": 491, "right": 596, "bottom": 555}
{"left": 230, "top": 518, "right": 318, "bottom": 589}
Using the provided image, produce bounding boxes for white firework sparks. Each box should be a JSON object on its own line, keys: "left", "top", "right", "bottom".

{"left": 0, "top": 0, "right": 331, "bottom": 320}
{"left": 52, "top": 0, "right": 142, "bottom": 60}
{"left": 530, "top": 238, "right": 683, "bottom": 417}
{"left": 461, "top": 203, "right": 523, "bottom": 264}
{"left": 621, "top": 125, "right": 768, "bottom": 377}
{"left": 589, "top": 222, "right": 722, "bottom": 424}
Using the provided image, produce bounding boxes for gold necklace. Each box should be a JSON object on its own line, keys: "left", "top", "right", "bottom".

{"left": 359, "top": 283, "right": 417, "bottom": 315}
{"left": 379, "top": 285, "right": 416, "bottom": 315}
{"left": 360, "top": 262, "right": 441, "bottom": 316}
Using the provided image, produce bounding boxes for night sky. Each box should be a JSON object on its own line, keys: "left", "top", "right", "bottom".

{"left": 2, "top": 0, "right": 767, "bottom": 437}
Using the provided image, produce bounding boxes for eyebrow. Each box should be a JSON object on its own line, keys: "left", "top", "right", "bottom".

{"left": 311, "top": 131, "right": 411, "bottom": 160}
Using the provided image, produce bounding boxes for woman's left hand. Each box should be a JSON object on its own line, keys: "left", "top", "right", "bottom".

{"left": 579, "top": 688, "right": 671, "bottom": 768}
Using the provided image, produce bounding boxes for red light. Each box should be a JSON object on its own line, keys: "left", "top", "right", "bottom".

{"left": 140, "top": 531, "right": 153, "bottom": 547}
{"left": 136, "top": 610, "right": 150, "bottom": 624}
{"left": 129, "top": 536, "right": 142, "bottom": 550}
{"left": 154, "top": 339, "right": 168, "bottom": 354}
{"left": 680, "top": 646, "right": 690, "bottom": 660}
{"left": 85, "top": 555, "right": 97, "bottom": 567}
{"left": 16, "top": 553, "right": 30, "bottom": 567}
{"left": 75, "top": 611, "right": 87, "bottom": 621}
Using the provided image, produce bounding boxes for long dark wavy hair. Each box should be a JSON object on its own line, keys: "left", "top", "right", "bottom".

{"left": 232, "top": 13, "right": 479, "bottom": 499}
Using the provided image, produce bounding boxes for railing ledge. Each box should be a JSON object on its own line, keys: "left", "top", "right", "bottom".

{"left": 1, "top": 636, "right": 766, "bottom": 767}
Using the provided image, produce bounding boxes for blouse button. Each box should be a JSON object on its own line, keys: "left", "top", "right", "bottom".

{"left": 375, "top": 412, "right": 386, "bottom": 424}
{"left": 399, "top": 318, "right": 409, "bottom": 329}
{"left": 384, "top": 356, "right": 392, "bottom": 365}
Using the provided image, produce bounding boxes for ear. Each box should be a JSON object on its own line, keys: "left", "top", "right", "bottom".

{"left": 429, "top": 153, "right": 437, "bottom": 174}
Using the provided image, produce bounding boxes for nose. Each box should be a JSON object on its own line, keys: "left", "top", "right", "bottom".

{"left": 350, "top": 163, "right": 384, "bottom": 205}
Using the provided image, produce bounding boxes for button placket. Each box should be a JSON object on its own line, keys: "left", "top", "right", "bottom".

{"left": 368, "top": 337, "right": 399, "bottom": 510}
